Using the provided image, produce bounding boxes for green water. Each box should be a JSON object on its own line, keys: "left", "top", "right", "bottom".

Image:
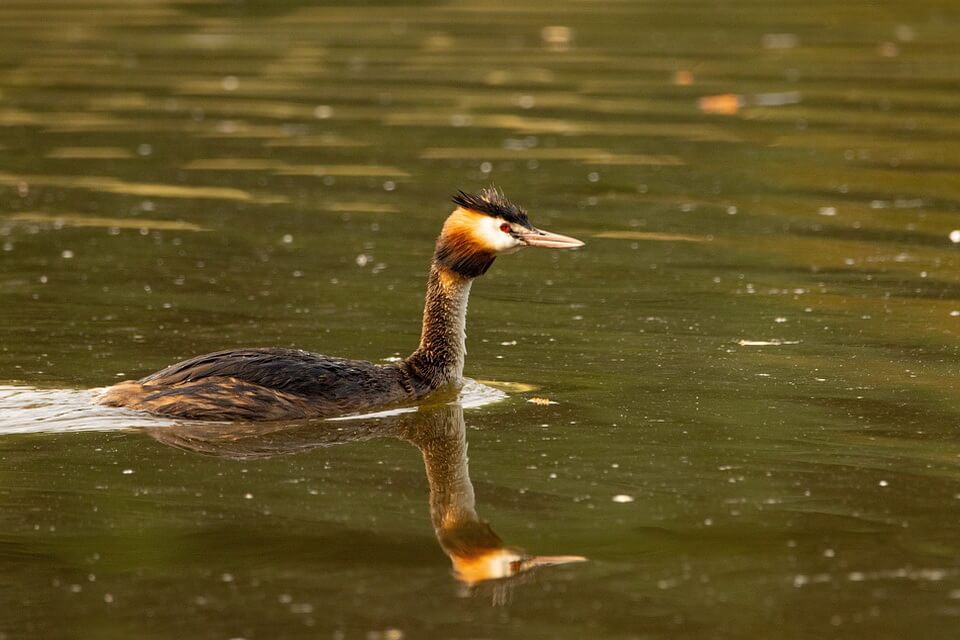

{"left": 2, "top": 0, "right": 960, "bottom": 637}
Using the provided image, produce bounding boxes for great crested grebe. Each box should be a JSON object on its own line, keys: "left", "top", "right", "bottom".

{"left": 100, "top": 189, "right": 583, "bottom": 421}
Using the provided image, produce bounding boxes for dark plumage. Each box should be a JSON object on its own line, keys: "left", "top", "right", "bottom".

{"left": 452, "top": 188, "right": 532, "bottom": 228}
{"left": 99, "top": 189, "right": 582, "bottom": 421}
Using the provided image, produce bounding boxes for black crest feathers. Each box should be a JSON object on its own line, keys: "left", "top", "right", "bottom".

{"left": 452, "top": 188, "right": 532, "bottom": 228}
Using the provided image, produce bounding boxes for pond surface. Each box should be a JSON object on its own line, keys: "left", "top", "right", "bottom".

{"left": 2, "top": 0, "right": 960, "bottom": 638}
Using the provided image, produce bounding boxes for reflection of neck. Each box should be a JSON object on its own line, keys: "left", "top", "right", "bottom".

{"left": 420, "top": 407, "right": 477, "bottom": 531}
{"left": 405, "top": 264, "right": 472, "bottom": 386}
{"left": 398, "top": 404, "right": 505, "bottom": 571}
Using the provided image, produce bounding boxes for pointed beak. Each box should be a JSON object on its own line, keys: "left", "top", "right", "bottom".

{"left": 515, "top": 554, "right": 588, "bottom": 572}
{"left": 519, "top": 227, "right": 584, "bottom": 249}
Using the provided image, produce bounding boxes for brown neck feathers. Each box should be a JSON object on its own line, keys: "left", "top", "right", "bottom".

{"left": 405, "top": 263, "right": 473, "bottom": 386}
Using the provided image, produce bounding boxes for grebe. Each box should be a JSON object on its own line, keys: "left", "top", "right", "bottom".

{"left": 100, "top": 189, "right": 583, "bottom": 421}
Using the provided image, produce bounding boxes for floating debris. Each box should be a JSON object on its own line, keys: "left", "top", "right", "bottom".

{"left": 737, "top": 339, "right": 801, "bottom": 346}
{"left": 541, "top": 25, "right": 573, "bottom": 51}
{"left": 672, "top": 70, "right": 694, "bottom": 86}
{"left": 527, "top": 397, "right": 557, "bottom": 406}
{"left": 698, "top": 93, "right": 743, "bottom": 115}
{"left": 612, "top": 494, "right": 634, "bottom": 503}
{"left": 699, "top": 91, "right": 801, "bottom": 115}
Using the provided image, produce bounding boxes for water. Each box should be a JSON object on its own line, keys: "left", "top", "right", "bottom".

{"left": 2, "top": 0, "right": 960, "bottom": 637}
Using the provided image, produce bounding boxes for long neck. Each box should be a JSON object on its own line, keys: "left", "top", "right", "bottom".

{"left": 405, "top": 262, "right": 473, "bottom": 386}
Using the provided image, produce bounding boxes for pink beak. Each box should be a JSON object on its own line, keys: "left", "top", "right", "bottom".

{"left": 519, "top": 227, "right": 584, "bottom": 249}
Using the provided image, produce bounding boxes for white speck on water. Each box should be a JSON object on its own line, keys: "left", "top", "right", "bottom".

{"left": 104, "top": 593, "right": 114, "bottom": 603}
{"left": 479, "top": 161, "right": 492, "bottom": 174}
{"left": 612, "top": 494, "right": 634, "bottom": 503}
{"left": 244, "top": 493, "right": 253, "bottom": 499}
{"left": 949, "top": 310, "right": 959, "bottom": 317}
{"left": 355, "top": 254, "right": 371, "bottom": 267}
{"left": 950, "top": 230, "right": 960, "bottom": 243}
{"left": 878, "top": 480, "right": 888, "bottom": 487}
{"left": 61, "top": 250, "right": 74, "bottom": 259}
{"left": 383, "top": 180, "right": 396, "bottom": 191}
{"left": 774, "top": 317, "right": 787, "bottom": 323}
{"left": 221, "top": 573, "right": 234, "bottom": 583}
{"left": 122, "top": 469, "right": 133, "bottom": 475}
{"left": 726, "top": 205, "right": 738, "bottom": 215}
{"left": 313, "top": 105, "right": 333, "bottom": 119}
{"left": 221, "top": 75, "right": 239, "bottom": 91}
{"left": 282, "top": 234, "right": 293, "bottom": 244}
{"left": 823, "top": 548, "right": 835, "bottom": 558}
{"left": 499, "top": 340, "right": 517, "bottom": 346}
{"left": 817, "top": 206, "right": 837, "bottom": 216}
{"left": 587, "top": 171, "right": 600, "bottom": 183}
{"left": 737, "top": 339, "right": 800, "bottom": 346}
{"left": 137, "top": 143, "right": 152, "bottom": 157}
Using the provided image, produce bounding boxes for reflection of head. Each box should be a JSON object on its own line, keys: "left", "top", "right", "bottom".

{"left": 437, "top": 519, "right": 517, "bottom": 584}
{"left": 144, "top": 400, "right": 584, "bottom": 588}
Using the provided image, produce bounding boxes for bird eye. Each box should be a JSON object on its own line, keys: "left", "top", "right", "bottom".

{"left": 499, "top": 223, "right": 511, "bottom": 233}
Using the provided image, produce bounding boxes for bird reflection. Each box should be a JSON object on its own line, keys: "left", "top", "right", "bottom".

{"left": 146, "top": 401, "right": 585, "bottom": 591}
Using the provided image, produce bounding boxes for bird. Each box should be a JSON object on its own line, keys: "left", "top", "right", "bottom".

{"left": 99, "top": 188, "right": 583, "bottom": 421}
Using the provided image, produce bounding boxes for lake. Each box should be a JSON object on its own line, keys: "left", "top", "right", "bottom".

{"left": 1, "top": 0, "right": 959, "bottom": 638}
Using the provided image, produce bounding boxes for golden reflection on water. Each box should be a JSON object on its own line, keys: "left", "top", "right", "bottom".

{"left": 421, "top": 147, "right": 683, "bottom": 166}
{"left": 146, "top": 402, "right": 585, "bottom": 595}
{"left": 593, "top": 230, "right": 712, "bottom": 243}
{"left": 45, "top": 147, "right": 135, "bottom": 160}
{"left": 7, "top": 212, "right": 209, "bottom": 232}
{"left": 0, "top": 172, "right": 287, "bottom": 203}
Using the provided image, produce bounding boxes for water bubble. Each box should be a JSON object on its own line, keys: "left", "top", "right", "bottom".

{"left": 949, "top": 230, "right": 960, "bottom": 243}
{"left": 612, "top": 494, "right": 634, "bottom": 503}
{"left": 313, "top": 105, "right": 333, "bottom": 119}
{"left": 222, "top": 75, "right": 239, "bottom": 91}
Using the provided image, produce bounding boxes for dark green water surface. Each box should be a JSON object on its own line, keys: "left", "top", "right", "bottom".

{"left": 2, "top": 1, "right": 960, "bottom": 638}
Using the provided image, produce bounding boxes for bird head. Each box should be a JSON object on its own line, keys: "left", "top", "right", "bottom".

{"left": 434, "top": 188, "right": 584, "bottom": 278}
